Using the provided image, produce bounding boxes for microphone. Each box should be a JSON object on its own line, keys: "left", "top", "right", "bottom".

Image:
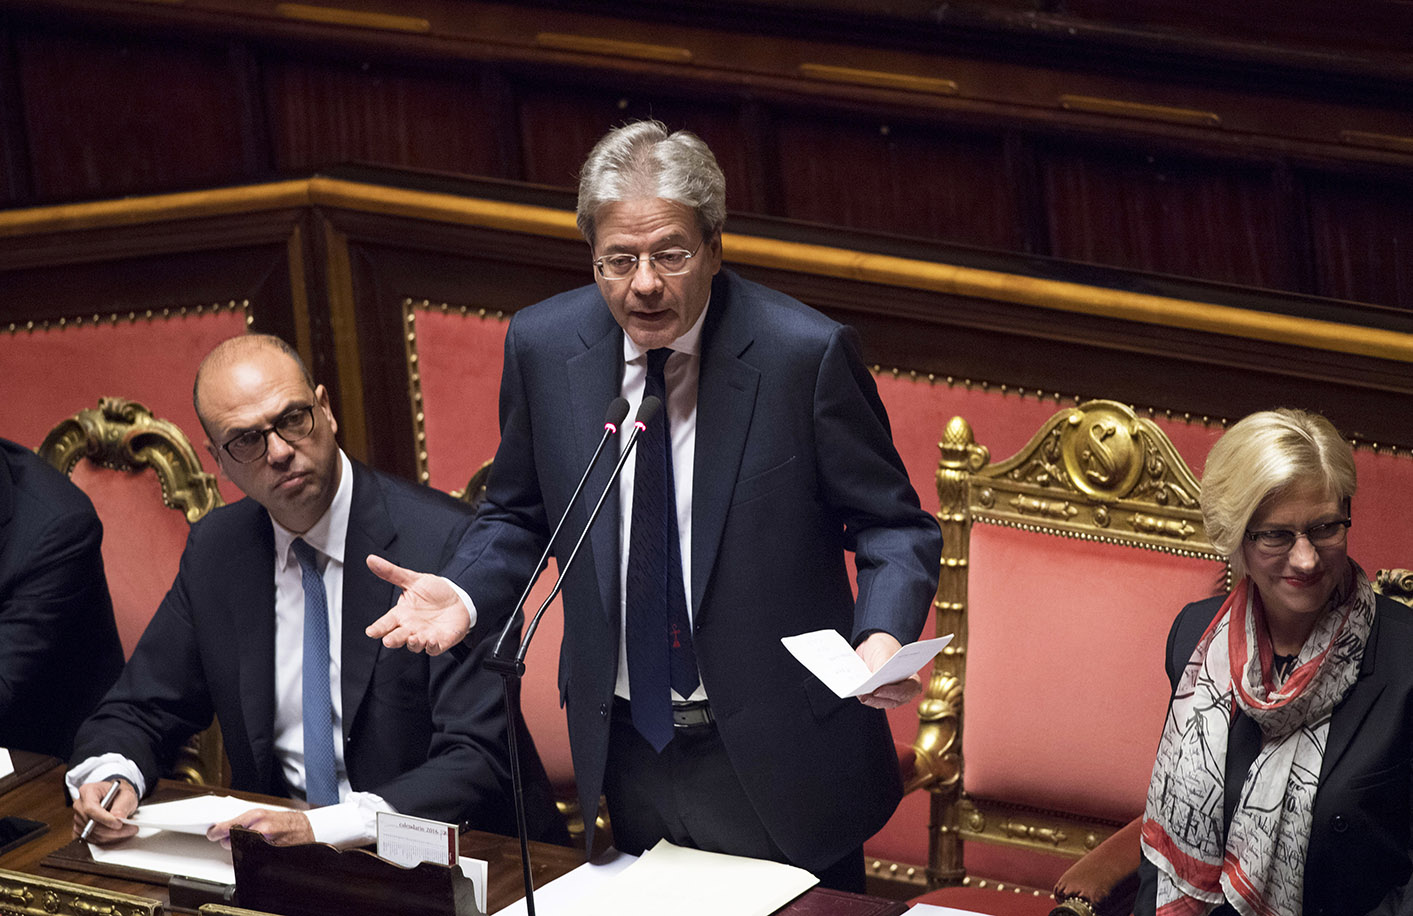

{"left": 484, "top": 395, "right": 656, "bottom": 916}
{"left": 514, "top": 394, "right": 660, "bottom": 666}
{"left": 486, "top": 396, "right": 630, "bottom": 667}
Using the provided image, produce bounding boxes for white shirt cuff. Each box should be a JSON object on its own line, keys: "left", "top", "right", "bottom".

{"left": 66, "top": 754, "right": 146, "bottom": 799}
{"left": 303, "top": 791, "right": 396, "bottom": 847}
{"left": 443, "top": 577, "right": 478, "bottom": 631}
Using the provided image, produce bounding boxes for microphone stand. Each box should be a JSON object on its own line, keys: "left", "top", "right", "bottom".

{"left": 484, "top": 397, "right": 656, "bottom": 916}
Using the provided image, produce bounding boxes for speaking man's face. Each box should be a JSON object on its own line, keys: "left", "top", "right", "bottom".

{"left": 591, "top": 197, "right": 721, "bottom": 350}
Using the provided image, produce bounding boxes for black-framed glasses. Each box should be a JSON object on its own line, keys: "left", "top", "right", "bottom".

{"left": 1243, "top": 518, "right": 1351, "bottom": 555}
{"left": 593, "top": 240, "right": 703, "bottom": 280}
{"left": 221, "top": 406, "right": 316, "bottom": 463}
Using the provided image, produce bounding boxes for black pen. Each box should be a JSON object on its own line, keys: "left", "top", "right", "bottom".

{"left": 79, "top": 780, "right": 123, "bottom": 841}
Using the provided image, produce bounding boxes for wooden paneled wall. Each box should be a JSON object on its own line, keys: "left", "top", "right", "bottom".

{"left": 1, "top": 0, "right": 1411, "bottom": 313}
{"left": 4, "top": 172, "right": 1413, "bottom": 470}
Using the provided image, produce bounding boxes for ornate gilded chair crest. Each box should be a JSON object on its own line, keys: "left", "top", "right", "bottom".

{"left": 39, "top": 397, "right": 220, "bottom": 524}
{"left": 970, "top": 400, "right": 1207, "bottom": 556}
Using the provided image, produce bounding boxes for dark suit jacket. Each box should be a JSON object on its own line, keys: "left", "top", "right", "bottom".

{"left": 1138, "top": 591, "right": 1413, "bottom": 916}
{"left": 73, "top": 460, "right": 562, "bottom": 840}
{"left": 445, "top": 269, "right": 943, "bottom": 870}
{"left": 0, "top": 438, "right": 123, "bottom": 759}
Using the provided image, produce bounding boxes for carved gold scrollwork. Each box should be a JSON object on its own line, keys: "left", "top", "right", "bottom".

{"left": 909, "top": 674, "right": 962, "bottom": 793}
{"left": 1131, "top": 514, "right": 1196, "bottom": 540}
{"left": 1009, "top": 495, "right": 1078, "bottom": 520}
{"left": 39, "top": 397, "right": 220, "bottom": 523}
{"left": 1000, "top": 820, "right": 1068, "bottom": 846}
{"left": 1375, "top": 568, "right": 1413, "bottom": 608}
{"left": 1059, "top": 406, "right": 1143, "bottom": 500}
{"left": 0, "top": 870, "right": 159, "bottom": 916}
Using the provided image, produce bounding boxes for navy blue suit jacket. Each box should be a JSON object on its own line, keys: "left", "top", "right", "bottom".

{"left": 73, "top": 461, "right": 562, "bottom": 839}
{"left": 444, "top": 269, "right": 943, "bottom": 869}
{"left": 1137, "top": 591, "right": 1413, "bottom": 916}
{"left": 0, "top": 438, "right": 123, "bottom": 759}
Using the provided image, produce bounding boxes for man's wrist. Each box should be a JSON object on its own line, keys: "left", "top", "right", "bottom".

{"left": 100, "top": 774, "right": 137, "bottom": 792}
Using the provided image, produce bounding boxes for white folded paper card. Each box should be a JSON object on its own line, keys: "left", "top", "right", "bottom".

{"left": 0, "top": 748, "right": 13, "bottom": 780}
{"left": 781, "top": 629, "right": 953, "bottom": 698}
{"left": 120, "top": 794, "right": 293, "bottom": 835}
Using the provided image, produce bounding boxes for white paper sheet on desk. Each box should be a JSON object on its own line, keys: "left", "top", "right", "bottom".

{"left": 493, "top": 849, "right": 637, "bottom": 915}
{"left": 88, "top": 828, "right": 238, "bottom": 885}
{"left": 571, "top": 840, "right": 816, "bottom": 916}
{"left": 0, "top": 748, "right": 13, "bottom": 779}
{"left": 119, "top": 794, "right": 293, "bottom": 835}
{"left": 781, "top": 629, "right": 954, "bottom": 698}
{"left": 89, "top": 795, "right": 297, "bottom": 886}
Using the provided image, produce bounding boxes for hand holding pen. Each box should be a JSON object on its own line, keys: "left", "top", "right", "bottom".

{"left": 73, "top": 778, "right": 139, "bottom": 845}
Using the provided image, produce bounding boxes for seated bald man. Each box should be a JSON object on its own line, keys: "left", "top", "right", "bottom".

{"left": 69, "top": 334, "right": 563, "bottom": 849}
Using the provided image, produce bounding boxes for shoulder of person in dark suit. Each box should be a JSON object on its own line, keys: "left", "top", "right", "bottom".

{"left": 0, "top": 437, "right": 123, "bottom": 758}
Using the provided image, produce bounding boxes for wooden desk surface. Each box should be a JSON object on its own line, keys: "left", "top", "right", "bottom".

{"left": 0, "top": 762, "right": 582, "bottom": 912}
{"left": 2, "top": 762, "right": 906, "bottom": 915}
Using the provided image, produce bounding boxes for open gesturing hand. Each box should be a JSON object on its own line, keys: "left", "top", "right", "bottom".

{"left": 364, "top": 554, "right": 471, "bottom": 656}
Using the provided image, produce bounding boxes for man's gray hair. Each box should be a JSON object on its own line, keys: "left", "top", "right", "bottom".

{"left": 576, "top": 120, "right": 726, "bottom": 246}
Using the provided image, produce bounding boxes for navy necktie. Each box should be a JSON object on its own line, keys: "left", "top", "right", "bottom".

{"left": 626, "top": 348, "right": 700, "bottom": 752}
{"left": 292, "top": 538, "right": 340, "bottom": 806}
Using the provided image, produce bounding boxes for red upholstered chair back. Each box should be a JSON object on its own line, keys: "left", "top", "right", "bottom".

{"left": 407, "top": 302, "right": 586, "bottom": 837}
{"left": 39, "top": 397, "right": 230, "bottom": 786}
{"left": 905, "top": 400, "right": 1227, "bottom": 902}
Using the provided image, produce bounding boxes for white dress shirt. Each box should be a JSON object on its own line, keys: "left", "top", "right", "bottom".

{"left": 613, "top": 303, "right": 708, "bottom": 702}
{"left": 450, "top": 303, "right": 712, "bottom": 702}
{"left": 68, "top": 450, "right": 394, "bottom": 846}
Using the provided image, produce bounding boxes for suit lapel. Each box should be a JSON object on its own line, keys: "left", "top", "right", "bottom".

{"left": 232, "top": 509, "right": 278, "bottom": 782}
{"left": 340, "top": 463, "right": 396, "bottom": 736}
{"left": 690, "top": 274, "right": 760, "bottom": 619}
{"left": 1320, "top": 609, "right": 1385, "bottom": 779}
{"left": 569, "top": 315, "right": 626, "bottom": 626}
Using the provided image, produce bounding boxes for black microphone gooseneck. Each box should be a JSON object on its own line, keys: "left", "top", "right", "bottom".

{"left": 515, "top": 394, "right": 660, "bottom": 668}
{"left": 487, "top": 396, "right": 630, "bottom": 668}
{"left": 484, "top": 395, "right": 656, "bottom": 916}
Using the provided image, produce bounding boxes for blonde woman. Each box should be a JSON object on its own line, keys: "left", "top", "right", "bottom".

{"left": 1139, "top": 409, "right": 1413, "bottom": 916}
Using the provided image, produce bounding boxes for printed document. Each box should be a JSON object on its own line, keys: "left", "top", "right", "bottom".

{"left": 782, "top": 629, "right": 953, "bottom": 698}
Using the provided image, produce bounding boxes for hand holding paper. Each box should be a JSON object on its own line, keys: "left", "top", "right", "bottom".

{"left": 782, "top": 629, "right": 953, "bottom": 699}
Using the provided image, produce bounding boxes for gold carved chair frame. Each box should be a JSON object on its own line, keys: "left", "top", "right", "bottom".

{"left": 39, "top": 397, "right": 229, "bottom": 787}
{"left": 912, "top": 399, "right": 1227, "bottom": 889}
{"left": 0, "top": 868, "right": 161, "bottom": 916}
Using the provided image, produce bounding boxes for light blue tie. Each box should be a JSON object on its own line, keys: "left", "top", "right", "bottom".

{"left": 292, "top": 538, "right": 340, "bottom": 807}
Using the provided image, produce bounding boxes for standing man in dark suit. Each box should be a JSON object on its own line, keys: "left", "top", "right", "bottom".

{"left": 367, "top": 121, "right": 942, "bottom": 890}
{"left": 70, "top": 334, "right": 561, "bottom": 848}
{"left": 0, "top": 437, "right": 123, "bottom": 759}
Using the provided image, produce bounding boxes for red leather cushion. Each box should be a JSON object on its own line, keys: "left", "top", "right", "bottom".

{"left": 411, "top": 309, "right": 508, "bottom": 492}
{"left": 964, "top": 524, "right": 1226, "bottom": 821}
{"left": 71, "top": 461, "right": 194, "bottom": 657}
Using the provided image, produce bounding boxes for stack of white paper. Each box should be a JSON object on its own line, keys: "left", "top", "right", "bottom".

{"left": 495, "top": 841, "right": 817, "bottom": 916}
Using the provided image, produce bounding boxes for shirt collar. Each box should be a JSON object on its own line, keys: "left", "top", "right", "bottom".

{"left": 621, "top": 296, "right": 710, "bottom": 364}
{"left": 273, "top": 449, "right": 353, "bottom": 570}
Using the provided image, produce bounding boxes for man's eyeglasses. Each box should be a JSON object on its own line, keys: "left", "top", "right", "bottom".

{"left": 593, "top": 240, "right": 703, "bottom": 281}
{"left": 1243, "top": 518, "right": 1351, "bottom": 556}
{"left": 221, "top": 406, "right": 316, "bottom": 463}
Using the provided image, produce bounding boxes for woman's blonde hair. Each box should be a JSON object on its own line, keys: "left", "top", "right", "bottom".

{"left": 1201, "top": 408, "right": 1356, "bottom": 581}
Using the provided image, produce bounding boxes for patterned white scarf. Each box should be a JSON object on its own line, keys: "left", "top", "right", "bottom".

{"left": 1140, "top": 564, "right": 1374, "bottom": 916}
